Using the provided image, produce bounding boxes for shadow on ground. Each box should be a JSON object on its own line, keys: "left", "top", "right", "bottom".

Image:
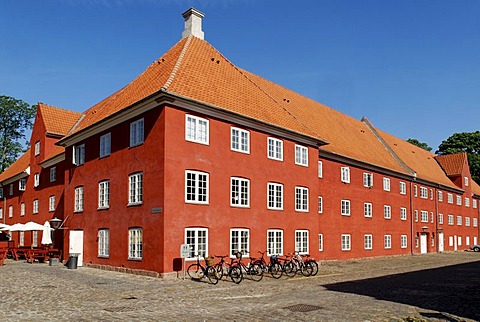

{"left": 323, "top": 260, "right": 480, "bottom": 321}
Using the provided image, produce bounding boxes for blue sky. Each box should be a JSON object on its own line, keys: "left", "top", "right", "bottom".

{"left": 1, "top": 0, "right": 479, "bottom": 150}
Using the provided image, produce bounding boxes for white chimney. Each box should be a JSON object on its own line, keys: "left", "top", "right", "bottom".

{"left": 182, "top": 8, "right": 205, "bottom": 40}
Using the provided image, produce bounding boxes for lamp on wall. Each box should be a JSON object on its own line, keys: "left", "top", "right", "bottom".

{"left": 421, "top": 226, "right": 429, "bottom": 232}
{"left": 49, "top": 217, "right": 63, "bottom": 230}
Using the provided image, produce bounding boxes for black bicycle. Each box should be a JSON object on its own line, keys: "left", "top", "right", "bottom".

{"left": 213, "top": 255, "right": 242, "bottom": 284}
{"left": 254, "top": 250, "right": 283, "bottom": 279}
{"left": 230, "top": 251, "right": 263, "bottom": 283}
{"left": 186, "top": 254, "right": 220, "bottom": 284}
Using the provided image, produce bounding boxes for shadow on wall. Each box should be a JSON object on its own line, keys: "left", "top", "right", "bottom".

{"left": 323, "top": 259, "right": 480, "bottom": 321}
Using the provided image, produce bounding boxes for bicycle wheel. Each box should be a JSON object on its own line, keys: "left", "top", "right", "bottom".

{"left": 269, "top": 262, "right": 283, "bottom": 279}
{"left": 187, "top": 263, "right": 204, "bottom": 280}
{"left": 300, "top": 261, "right": 313, "bottom": 277}
{"left": 309, "top": 260, "right": 319, "bottom": 276}
{"left": 214, "top": 262, "right": 225, "bottom": 280}
{"left": 283, "top": 261, "right": 297, "bottom": 277}
{"left": 206, "top": 266, "right": 220, "bottom": 285}
{"left": 229, "top": 265, "right": 243, "bottom": 284}
{"left": 248, "top": 263, "right": 263, "bottom": 282}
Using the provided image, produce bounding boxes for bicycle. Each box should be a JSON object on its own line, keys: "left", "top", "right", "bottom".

{"left": 254, "top": 251, "right": 283, "bottom": 279}
{"left": 186, "top": 254, "right": 220, "bottom": 285}
{"left": 213, "top": 255, "right": 242, "bottom": 284}
{"left": 301, "top": 254, "right": 319, "bottom": 276}
{"left": 230, "top": 251, "right": 263, "bottom": 282}
{"left": 283, "top": 252, "right": 314, "bottom": 277}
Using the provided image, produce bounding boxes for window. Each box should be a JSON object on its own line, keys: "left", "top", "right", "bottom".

{"left": 473, "top": 218, "right": 478, "bottom": 227}
{"left": 430, "top": 212, "right": 434, "bottom": 223}
{"left": 128, "top": 228, "right": 143, "bottom": 260}
{"left": 438, "top": 191, "right": 443, "bottom": 202}
{"left": 100, "top": 133, "right": 111, "bottom": 158}
{"left": 49, "top": 196, "right": 55, "bottom": 211}
{"left": 439, "top": 213, "right": 444, "bottom": 224}
{"left": 185, "top": 228, "right": 208, "bottom": 259}
{"left": 383, "top": 177, "right": 390, "bottom": 191}
{"left": 74, "top": 186, "right": 84, "bottom": 212}
{"left": 457, "top": 215, "right": 462, "bottom": 226}
{"left": 399, "top": 181, "right": 406, "bottom": 195}
{"left": 447, "top": 193, "right": 453, "bottom": 204}
{"left": 318, "top": 161, "right": 323, "bottom": 178}
{"left": 318, "top": 234, "right": 323, "bottom": 251}
{"left": 295, "top": 145, "right": 308, "bottom": 167}
{"left": 231, "top": 177, "right": 250, "bottom": 207}
{"left": 341, "top": 200, "right": 351, "bottom": 216}
{"left": 363, "top": 173, "right": 373, "bottom": 187}
{"left": 384, "top": 205, "right": 391, "bottom": 219}
{"left": 185, "top": 171, "right": 209, "bottom": 204}
{"left": 448, "top": 214, "right": 454, "bottom": 225}
{"left": 341, "top": 167, "right": 350, "bottom": 183}
{"left": 364, "top": 203, "right": 372, "bottom": 218}
{"left": 420, "top": 187, "right": 427, "bottom": 199}
{"left": 185, "top": 115, "right": 209, "bottom": 145}
{"left": 98, "top": 180, "right": 110, "bottom": 209}
{"left": 415, "top": 210, "right": 418, "bottom": 222}
{"left": 129, "top": 172, "right": 143, "bottom": 205}
{"left": 0, "top": 188, "right": 3, "bottom": 199}
{"left": 32, "top": 231, "right": 38, "bottom": 248}
{"left": 318, "top": 196, "right": 323, "bottom": 214}
{"left": 401, "top": 235, "right": 408, "bottom": 248}
{"left": 19, "top": 231, "right": 24, "bottom": 247}
{"left": 9, "top": 183, "right": 13, "bottom": 195}
{"left": 267, "top": 137, "right": 283, "bottom": 161}
{"left": 19, "top": 179, "right": 26, "bottom": 191}
{"left": 384, "top": 235, "right": 392, "bottom": 249}
{"left": 465, "top": 217, "right": 471, "bottom": 226}
{"left": 231, "top": 127, "right": 250, "bottom": 153}
{"left": 33, "top": 200, "right": 38, "bottom": 214}
{"left": 130, "top": 118, "right": 144, "bottom": 147}
{"left": 414, "top": 185, "right": 418, "bottom": 197}
{"left": 230, "top": 229, "right": 249, "bottom": 257}
{"left": 267, "top": 182, "right": 283, "bottom": 210}
{"left": 8, "top": 205, "right": 13, "bottom": 218}
{"left": 267, "top": 229, "right": 283, "bottom": 256}
{"left": 295, "top": 230, "right": 309, "bottom": 254}
{"left": 50, "top": 167, "right": 56, "bottom": 182}
{"left": 20, "top": 203, "right": 25, "bottom": 216}
{"left": 364, "top": 234, "right": 373, "bottom": 250}
{"left": 456, "top": 195, "right": 462, "bottom": 206}
{"left": 465, "top": 197, "right": 470, "bottom": 207}
{"left": 73, "top": 144, "right": 85, "bottom": 165}
{"left": 430, "top": 189, "right": 433, "bottom": 200}
{"left": 98, "top": 229, "right": 110, "bottom": 257}
{"left": 421, "top": 210, "right": 428, "bottom": 222}
{"left": 0, "top": 208, "right": 2, "bottom": 219}
{"left": 400, "top": 207, "right": 407, "bottom": 221}
{"left": 34, "top": 141, "right": 40, "bottom": 156}
{"left": 341, "top": 234, "right": 351, "bottom": 251}
{"left": 473, "top": 199, "right": 478, "bottom": 209}
{"left": 34, "top": 173, "right": 40, "bottom": 188}
{"left": 295, "top": 187, "right": 309, "bottom": 212}
{"left": 464, "top": 176, "right": 469, "bottom": 186}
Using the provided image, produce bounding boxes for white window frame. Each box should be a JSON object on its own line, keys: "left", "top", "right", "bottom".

{"left": 401, "top": 235, "right": 408, "bottom": 248}
{"left": 33, "top": 200, "right": 38, "bottom": 214}
{"left": 19, "top": 179, "right": 26, "bottom": 191}
{"left": 295, "top": 186, "right": 309, "bottom": 212}
{"left": 267, "top": 229, "right": 283, "bottom": 256}
{"left": 384, "top": 235, "right": 392, "bottom": 249}
{"left": 8, "top": 184, "right": 13, "bottom": 196}
{"left": 473, "top": 199, "right": 477, "bottom": 209}
{"left": 318, "top": 161, "right": 323, "bottom": 178}
{"left": 364, "top": 234, "right": 373, "bottom": 250}
{"left": 185, "top": 115, "right": 209, "bottom": 145}
{"left": 420, "top": 187, "right": 428, "bottom": 199}
{"left": 414, "top": 185, "right": 418, "bottom": 197}
{"left": 98, "top": 229, "right": 110, "bottom": 257}
{"left": 8, "top": 205, "right": 13, "bottom": 218}
{"left": 473, "top": 218, "right": 478, "bottom": 227}
{"left": 439, "top": 213, "right": 444, "bottom": 224}
{"left": 34, "top": 141, "right": 40, "bottom": 156}
{"left": 74, "top": 186, "right": 84, "bottom": 212}
{"left": 383, "top": 177, "right": 390, "bottom": 191}
{"left": 295, "top": 230, "right": 309, "bottom": 255}
{"left": 438, "top": 191, "right": 443, "bottom": 202}
{"left": 363, "top": 173, "right": 373, "bottom": 188}
{"left": 465, "top": 197, "right": 470, "bottom": 207}
{"left": 364, "top": 202, "right": 372, "bottom": 218}
{"left": 73, "top": 144, "right": 85, "bottom": 166}
{"left": 294, "top": 144, "right": 308, "bottom": 167}
{"left": 130, "top": 118, "right": 144, "bottom": 147}
{"left": 0, "top": 208, "right": 2, "bottom": 219}
{"left": 19, "top": 231, "right": 24, "bottom": 247}
{"left": 415, "top": 210, "right": 418, "bottom": 222}
{"left": 231, "top": 177, "right": 250, "bottom": 208}
{"left": 465, "top": 217, "right": 471, "bottom": 227}
{"left": 457, "top": 215, "right": 462, "bottom": 226}
{"left": 20, "top": 203, "right": 25, "bottom": 217}
{"left": 464, "top": 176, "right": 469, "bottom": 186}
{"left": 100, "top": 132, "right": 111, "bottom": 158}
{"left": 34, "top": 173, "right": 40, "bottom": 188}
{"left": 98, "top": 180, "right": 110, "bottom": 209}
{"left": 421, "top": 210, "right": 428, "bottom": 223}
{"left": 230, "top": 228, "right": 249, "bottom": 258}
{"left": 399, "top": 182, "right": 406, "bottom": 195}
{"left": 267, "top": 182, "right": 283, "bottom": 210}
{"left": 32, "top": 231, "right": 38, "bottom": 248}
{"left": 231, "top": 127, "right": 250, "bottom": 154}
{"left": 384, "top": 205, "right": 391, "bottom": 219}
{"left": 456, "top": 195, "right": 462, "bottom": 206}
{"left": 185, "top": 227, "right": 208, "bottom": 260}
{"left": 448, "top": 214, "right": 454, "bottom": 225}
{"left": 341, "top": 199, "right": 351, "bottom": 216}
{"left": 128, "top": 172, "right": 143, "bottom": 205}
{"left": 128, "top": 227, "right": 143, "bottom": 260}
{"left": 447, "top": 193, "right": 453, "bottom": 204}
{"left": 400, "top": 207, "right": 407, "bottom": 221}
{"left": 267, "top": 137, "right": 283, "bottom": 161}
{"left": 49, "top": 195, "right": 55, "bottom": 212}
{"left": 185, "top": 171, "right": 209, "bottom": 205}
{"left": 341, "top": 167, "right": 350, "bottom": 184}
{"left": 50, "top": 167, "right": 56, "bottom": 182}
{"left": 318, "top": 196, "right": 323, "bottom": 214}
{"left": 318, "top": 234, "right": 323, "bottom": 251}
{"left": 341, "top": 234, "right": 351, "bottom": 251}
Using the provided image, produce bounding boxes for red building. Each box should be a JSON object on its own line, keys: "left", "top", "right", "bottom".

{"left": 1, "top": 8, "right": 478, "bottom": 277}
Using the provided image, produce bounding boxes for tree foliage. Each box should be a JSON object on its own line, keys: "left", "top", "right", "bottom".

{"left": 0, "top": 95, "right": 37, "bottom": 172}
{"left": 406, "top": 138, "right": 432, "bottom": 152}
{"left": 436, "top": 131, "right": 480, "bottom": 183}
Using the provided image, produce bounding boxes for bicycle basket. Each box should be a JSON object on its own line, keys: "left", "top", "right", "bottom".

{"left": 205, "top": 256, "right": 215, "bottom": 266}
{"left": 270, "top": 255, "right": 278, "bottom": 263}
{"left": 234, "top": 251, "right": 242, "bottom": 259}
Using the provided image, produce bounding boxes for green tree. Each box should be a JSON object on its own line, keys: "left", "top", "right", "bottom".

{"left": 436, "top": 131, "right": 480, "bottom": 183}
{"left": 406, "top": 138, "right": 432, "bottom": 152}
{"left": 0, "top": 95, "right": 37, "bottom": 172}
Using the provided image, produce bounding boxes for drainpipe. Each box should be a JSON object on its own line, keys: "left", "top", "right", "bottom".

{"left": 434, "top": 187, "right": 439, "bottom": 252}
{"left": 409, "top": 181, "right": 414, "bottom": 255}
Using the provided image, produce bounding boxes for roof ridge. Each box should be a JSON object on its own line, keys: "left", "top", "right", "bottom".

{"left": 162, "top": 35, "right": 193, "bottom": 90}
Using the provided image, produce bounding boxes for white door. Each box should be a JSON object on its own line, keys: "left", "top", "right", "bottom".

{"left": 438, "top": 233, "right": 444, "bottom": 252}
{"left": 420, "top": 234, "right": 427, "bottom": 254}
{"left": 454, "top": 235, "right": 458, "bottom": 251}
{"left": 69, "top": 230, "right": 84, "bottom": 266}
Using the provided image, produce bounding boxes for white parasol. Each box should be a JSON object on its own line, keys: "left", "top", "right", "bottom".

{"left": 41, "top": 221, "right": 53, "bottom": 245}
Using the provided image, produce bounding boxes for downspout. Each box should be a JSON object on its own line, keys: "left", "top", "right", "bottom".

{"left": 434, "top": 188, "right": 439, "bottom": 252}
{"left": 409, "top": 181, "right": 414, "bottom": 255}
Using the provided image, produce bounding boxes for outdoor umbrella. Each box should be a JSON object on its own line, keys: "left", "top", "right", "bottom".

{"left": 41, "top": 221, "right": 52, "bottom": 245}
{"left": 1, "top": 223, "right": 26, "bottom": 231}
{"left": 23, "top": 221, "right": 46, "bottom": 231}
{"left": 0, "top": 223, "right": 11, "bottom": 230}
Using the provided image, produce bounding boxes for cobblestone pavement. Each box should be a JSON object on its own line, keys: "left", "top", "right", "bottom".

{"left": 0, "top": 252, "right": 479, "bottom": 321}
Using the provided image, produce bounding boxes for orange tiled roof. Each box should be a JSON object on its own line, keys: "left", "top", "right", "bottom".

{"left": 38, "top": 102, "right": 82, "bottom": 136}
{"left": 471, "top": 180, "right": 480, "bottom": 196}
{"left": 375, "top": 129, "right": 459, "bottom": 189}
{"left": 435, "top": 153, "right": 466, "bottom": 177}
{"left": 0, "top": 149, "right": 30, "bottom": 183}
